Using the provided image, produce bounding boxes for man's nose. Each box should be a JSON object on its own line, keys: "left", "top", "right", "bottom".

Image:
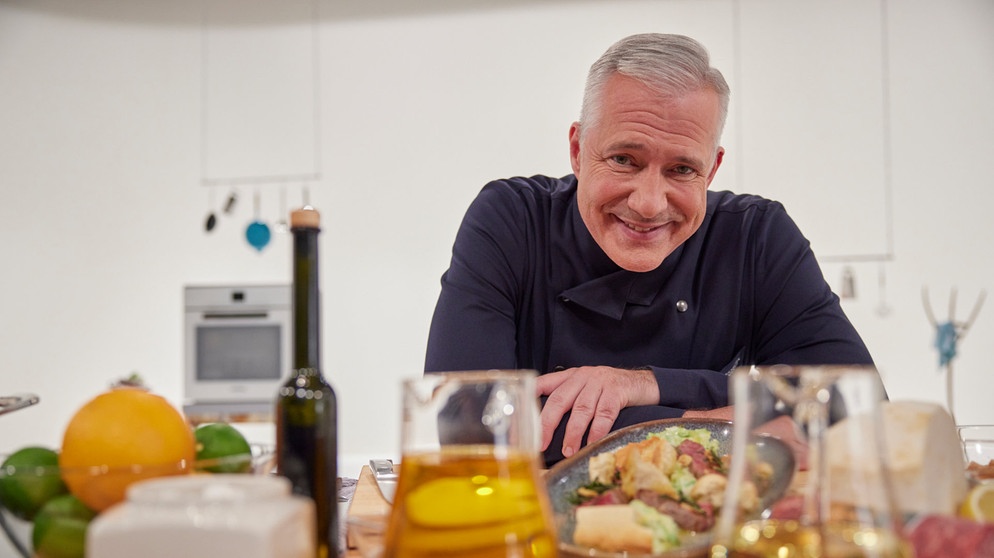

{"left": 627, "top": 173, "right": 669, "bottom": 218}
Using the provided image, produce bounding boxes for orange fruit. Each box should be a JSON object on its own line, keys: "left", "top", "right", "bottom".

{"left": 59, "top": 386, "right": 195, "bottom": 511}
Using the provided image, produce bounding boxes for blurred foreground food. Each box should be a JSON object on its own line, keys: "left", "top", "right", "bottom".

{"left": 59, "top": 386, "right": 196, "bottom": 512}
{"left": 0, "top": 447, "right": 67, "bottom": 521}
{"left": 827, "top": 400, "right": 967, "bottom": 516}
{"left": 0, "top": 382, "right": 256, "bottom": 558}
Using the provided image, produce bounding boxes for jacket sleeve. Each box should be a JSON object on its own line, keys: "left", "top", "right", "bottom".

{"left": 748, "top": 203, "right": 874, "bottom": 367}
{"left": 424, "top": 183, "right": 526, "bottom": 372}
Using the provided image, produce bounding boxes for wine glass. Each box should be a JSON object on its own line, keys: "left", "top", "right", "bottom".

{"left": 710, "top": 365, "right": 912, "bottom": 558}
{"left": 958, "top": 425, "right": 994, "bottom": 466}
{"left": 382, "top": 370, "right": 557, "bottom": 558}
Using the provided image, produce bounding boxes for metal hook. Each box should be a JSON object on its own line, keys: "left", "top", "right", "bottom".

{"left": 921, "top": 286, "right": 987, "bottom": 422}
{"left": 922, "top": 287, "right": 987, "bottom": 350}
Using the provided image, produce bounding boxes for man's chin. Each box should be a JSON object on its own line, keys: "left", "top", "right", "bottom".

{"left": 606, "top": 250, "right": 667, "bottom": 273}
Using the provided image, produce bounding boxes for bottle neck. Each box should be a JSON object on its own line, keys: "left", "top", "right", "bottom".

{"left": 291, "top": 226, "right": 320, "bottom": 370}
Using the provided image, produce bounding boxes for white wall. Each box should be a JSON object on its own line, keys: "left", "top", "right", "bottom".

{"left": 0, "top": 0, "right": 992, "bottom": 524}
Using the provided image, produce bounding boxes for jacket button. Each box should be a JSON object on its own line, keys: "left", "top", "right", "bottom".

{"left": 676, "top": 300, "right": 689, "bottom": 312}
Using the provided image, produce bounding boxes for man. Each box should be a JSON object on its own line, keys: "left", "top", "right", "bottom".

{"left": 424, "top": 33, "right": 874, "bottom": 466}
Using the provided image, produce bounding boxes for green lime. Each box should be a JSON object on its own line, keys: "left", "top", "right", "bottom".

{"left": 0, "top": 446, "right": 68, "bottom": 520}
{"left": 194, "top": 423, "right": 253, "bottom": 473}
{"left": 31, "top": 494, "right": 96, "bottom": 558}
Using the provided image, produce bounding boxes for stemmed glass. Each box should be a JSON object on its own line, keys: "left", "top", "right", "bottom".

{"left": 710, "top": 365, "right": 912, "bottom": 558}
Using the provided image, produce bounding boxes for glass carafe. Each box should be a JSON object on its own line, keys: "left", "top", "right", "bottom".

{"left": 383, "top": 370, "right": 557, "bottom": 558}
{"left": 710, "top": 365, "right": 912, "bottom": 558}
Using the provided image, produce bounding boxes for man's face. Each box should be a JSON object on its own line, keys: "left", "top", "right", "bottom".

{"left": 570, "top": 74, "right": 725, "bottom": 272}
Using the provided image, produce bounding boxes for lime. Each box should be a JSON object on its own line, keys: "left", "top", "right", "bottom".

{"left": 31, "top": 494, "right": 96, "bottom": 558}
{"left": 0, "top": 446, "right": 68, "bottom": 520}
{"left": 194, "top": 423, "right": 253, "bottom": 473}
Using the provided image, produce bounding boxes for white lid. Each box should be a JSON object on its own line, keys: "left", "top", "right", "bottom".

{"left": 126, "top": 474, "right": 291, "bottom": 505}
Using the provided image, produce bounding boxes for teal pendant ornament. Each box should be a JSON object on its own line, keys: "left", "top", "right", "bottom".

{"left": 246, "top": 220, "right": 271, "bottom": 251}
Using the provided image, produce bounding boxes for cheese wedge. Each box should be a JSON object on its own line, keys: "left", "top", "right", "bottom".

{"left": 826, "top": 400, "right": 967, "bottom": 516}
{"left": 573, "top": 504, "right": 654, "bottom": 553}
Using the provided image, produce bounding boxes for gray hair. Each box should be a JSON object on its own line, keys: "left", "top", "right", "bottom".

{"left": 579, "top": 33, "right": 730, "bottom": 145}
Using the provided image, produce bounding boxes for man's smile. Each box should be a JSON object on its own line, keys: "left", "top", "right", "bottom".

{"left": 614, "top": 213, "right": 674, "bottom": 235}
{"left": 624, "top": 221, "right": 661, "bottom": 233}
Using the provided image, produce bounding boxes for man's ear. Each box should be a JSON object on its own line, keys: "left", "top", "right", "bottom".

{"left": 568, "top": 122, "right": 582, "bottom": 175}
{"left": 705, "top": 146, "right": 725, "bottom": 187}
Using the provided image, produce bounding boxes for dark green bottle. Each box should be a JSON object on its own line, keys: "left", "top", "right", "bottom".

{"left": 276, "top": 206, "right": 339, "bottom": 558}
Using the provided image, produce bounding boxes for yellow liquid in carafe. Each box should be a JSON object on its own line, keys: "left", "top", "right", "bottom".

{"left": 711, "top": 519, "right": 913, "bottom": 558}
{"left": 383, "top": 447, "right": 556, "bottom": 558}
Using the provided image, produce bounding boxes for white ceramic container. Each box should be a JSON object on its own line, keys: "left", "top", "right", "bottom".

{"left": 88, "top": 474, "right": 315, "bottom": 558}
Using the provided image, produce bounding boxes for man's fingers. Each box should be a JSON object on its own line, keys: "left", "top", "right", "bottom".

{"left": 539, "top": 406, "right": 560, "bottom": 451}
{"left": 539, "top": 382, "right": 579, "bottom": 451}
{"left": 560, "top": 385, "right": 604, "bottom": 458}
{"left": 538, "top": 366, "right": 653, "bottom": 456}
{"left": 535, "top": 369, "right": 568, "bottom": 396}
{"left": 585, "top": 406, "right": 619, "bottom": 446}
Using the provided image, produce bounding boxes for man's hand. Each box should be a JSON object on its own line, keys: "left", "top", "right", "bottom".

{"left": 681, "top": 406, "right": 734, "bottom": 421}
{"left": 536, "top": 366, "right": 658, "bottom": 458}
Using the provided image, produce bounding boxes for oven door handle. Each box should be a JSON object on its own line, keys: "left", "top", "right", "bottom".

{"left": 200, "top": 312, "right": 270, "bottom": 319}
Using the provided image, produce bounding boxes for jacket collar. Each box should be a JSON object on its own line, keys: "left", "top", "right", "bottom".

{"left": 561, "top": 191, "right": 686, "bottom": 320}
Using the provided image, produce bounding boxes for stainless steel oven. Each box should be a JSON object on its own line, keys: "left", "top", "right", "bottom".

{"left": 183, "top": 284, "right": 290, "bottom": 420}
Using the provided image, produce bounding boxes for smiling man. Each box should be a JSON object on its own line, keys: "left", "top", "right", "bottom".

{"left": 424, "top": 33, "right": 874, "bottom": 466}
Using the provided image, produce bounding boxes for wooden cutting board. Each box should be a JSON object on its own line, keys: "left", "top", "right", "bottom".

{"left": 345, "top": 465, "right": 393, "bottom": 555}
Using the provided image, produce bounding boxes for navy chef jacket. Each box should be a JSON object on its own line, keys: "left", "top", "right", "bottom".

{"left": 425, "top": 174, "right": 873, "bottom": 465}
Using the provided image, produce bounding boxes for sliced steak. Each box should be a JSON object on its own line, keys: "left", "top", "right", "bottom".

{"left": 768, "top": 494, "right": 804, "bottom": 520}
{"left": 907, "top": 515, "right": 994, "bottom": 558}
{"left": 677, "top": 439, "right": 716, "bottom": 477}
{"left": 580, "top": 487, "right": 629, "bottom": 506}
{"left": 635, "top": 489, "right": 715, "bottom": 532}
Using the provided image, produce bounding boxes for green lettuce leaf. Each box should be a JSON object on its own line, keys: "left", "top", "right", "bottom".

{"left": 650, "top": 426, "right": 720, "bottom": 455}
{"left": 630, "top": 500, "right": 681, "bottom": 552}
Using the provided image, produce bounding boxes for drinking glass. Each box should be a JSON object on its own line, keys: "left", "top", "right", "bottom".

{"left": 958, "top": 425, "right": 994, "bottom": 466}
{"left": 710, "top": 365, "right": 912, "bottom": 558}
{"left": 382, "top": 370, "right": 557, "bottom": 558}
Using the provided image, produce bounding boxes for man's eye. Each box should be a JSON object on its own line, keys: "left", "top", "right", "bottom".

{"left": 670, "top": 165, "right": 700, "bottom": 180}
{"left": 610, "top": 155, "right": 633, "bottom": 166}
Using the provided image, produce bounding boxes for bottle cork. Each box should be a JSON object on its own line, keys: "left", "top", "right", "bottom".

{"left": 290, "top": 205, "right": 321, "bottom": 229}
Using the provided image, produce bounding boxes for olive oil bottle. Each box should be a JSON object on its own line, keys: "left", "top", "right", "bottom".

{"left": 276, "top": 206, "right": 339, "bottom": 558}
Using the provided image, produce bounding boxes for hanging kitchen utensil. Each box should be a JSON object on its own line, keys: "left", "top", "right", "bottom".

{"left": 223, "top": 188, "right": 238, "bottom": 214}
{"left": 840, "top": 265, "right": 856, "bottom": 299}
{"left": 245, "top": 190, "right": 271, "bottom": 252}
{"left": 204, "top": 188, "right": 218, "bottom": 232}
{"left": 275, "top": 185, "right": 289, "bottom": 233}
{"left": 876, "top": 263, "right": 892, "bottom": 317}
{"left": 0, "top": 393, "right": 40, "bottom": 417}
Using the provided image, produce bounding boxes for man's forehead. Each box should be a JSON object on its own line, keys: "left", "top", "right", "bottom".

{"left": 590, "top": 76, "right": 721, "bottom": 133}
